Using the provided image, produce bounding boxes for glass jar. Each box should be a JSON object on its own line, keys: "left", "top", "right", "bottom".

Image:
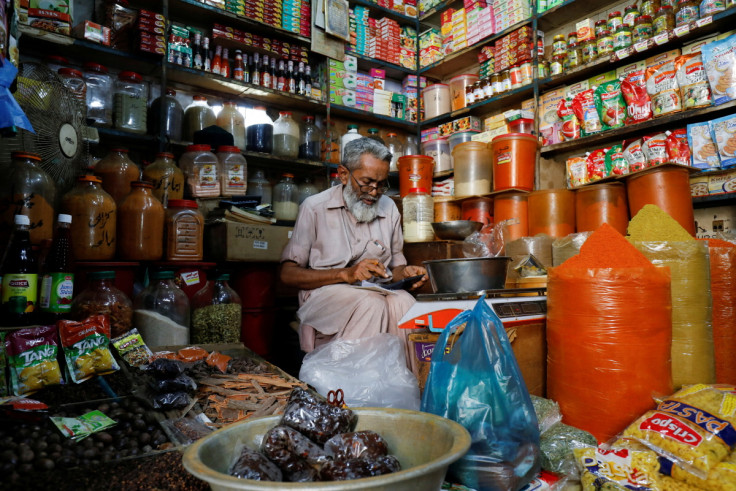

{"left": 71, "top": 271, "right": 133, "bottom": 338}
{"left": 191, "top": 273, "right": 242, "bottom": 344}
{"left": 405, "top": 135, "right": 419, "bottom": 156}
{"left": 581, "top": 39, "right": 598, "bottom": 63}
{"left": 329, "top": 172, "right": 341, "bottom": 187}
{"left": 642, "top": 0, "right": 661, "bottom": 15}
{"left": 298, "top": 115, "right": 321, "bottom": 160}
{"left": 47, "top": 55, "right": 70, "bottom": 74}
{"left": 0, "top": 152, "right": 56, "bottom": 246}
{"left": 134, "top": 271, "right": 190, "bottom": 347}
{"left": 520, "top": 61, "right": 533, "bottom": 85}
{"left": 552, "top": 34, "right": 567, "bottom": 56}
{"left": 117, "top": 180, "right": 164, "bottom": 261}
{"left": 179, "top": 144, "right": 220, "bottom": 198}
{"left": 216, "top": 146, "right": 247, "bottom": 197}
{"left": 539, "top": 59, "right": 550, "bottom": 78}
{"left": 245, "top": 106, "right": 273, "bottom": 154}
{"left": 385, "top": 132, "right": 404, "bottom": 172}
{"left": 634, "top": 15, "right": 654, "bottom": 42}
{"left": 566, "top": 43, "right": 582, "bottom": 68}
{"left": 367, "top": 128, "right": 385, "bottom": 145}
{"left": 465, "top": 83, "right": 476, "bottom": 105}
{"left": 472, "top": 81, "right": 484, "bottom": 101}
{"left": 113, "top": 71, "right": 147, "bottom": 134}
{"left": 594, "top": 19, "right": 608, "bottom": 37}
{"left": 654, "top": 6, "right": 675, "bottom": 35}
{"left": 273, "top": 173, "right": 299, "bottom": 221}
{"left": 58, "top": 68, "right": 87, "bottom": 111}
{"left": 402, "top": 188, "right": 434, "bottom": 243}
{"left": 62, "top": 176, "right": 116, "bottom": 261}
{"left": 491, "top": 72, "right": 502, "bottom": 94}
{"left": 675, "top": 0, "right": 699, "bottom": 26}
{"left": 597, "top": 30, "right": 614, "bottom": 55}
{"left": 142, "top": 152, "right": 184, "bottom": 205}
{"left": 164, "top": 200, "right": 204, "bottom": 261}
{"left": 608, "top": 10, "right": 623, "bottom": 31}
{"left": 567, "top": 31, "right": 579, "bottom": 48}
{"left": 94, "top": 148, "right": 140, "bottom": 204}
{"left": 149, "top": 88, "right": 183, "bottom": 142}
{"left": 613, "top": 25, "right": 633, "bottom": 50}
{"left": 216, "top": 101, "right": 246, "bottom": 150}
{"left": 624, "top": 4, "right": 641, "bottom": 27}
{"left": 272, "top": 112, "right": 300, "bottom": 158}
{"left": 183, "top": 95, "right": 216, "bottom": 141}
{"left": 482, "top": 77, "right": 494, "bottom": 99}
{"left": 510, "top": 64, "right": 523, "bottom": 89}
{"left": 83, "top": 62, "right": 113, "bottom": 127}
{"left": 501, "top": 69, "right": 511, "bottom": 92}
{"left": 297, "top": 178, "right": 319, "bottom": 204}
{"left": 247, "top": 170, "right": 272, "bottom": 205}
{"left": 550, "top": 55, "right": 565, "bottom": 75}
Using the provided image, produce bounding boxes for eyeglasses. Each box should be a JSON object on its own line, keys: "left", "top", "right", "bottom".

{"left": 348, "top": 170, "right": 390, "bottom": 194}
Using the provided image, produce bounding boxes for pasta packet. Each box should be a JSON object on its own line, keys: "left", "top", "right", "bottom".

{"left": 642, "top": 133, "right": 668, "bottom": 166}
{"left": 575, "top": 438, "right": 664, "bottom": 491}
{"left": 566, "top": 156, "right": 587, "bottom": 188}
{"left": 665, "top": 129, "right": 692, "bottom": 166}
{"left": 557, "top": 97, "right": 581, "bottom": 141}
{"left": 586, "top": 148, "right": 610, "bottom": 182}
{"left": 676, "top": 53, "right": 712, "bottom": 109}
{"left": 5, "top": 325, "right": 64, "bottom": 396}
{"left": 646, "top": 59, "right": 683, "bottom": 117}
{"left": 111, "top": 328, "right": 153, "bottom": 367}
{"left": 594, "top": 81, "right": 627, "bottom": 130}
{"left": 623, "top": 139, "right": 648, "bottom": 172}
{"left": 688, "top": 121, "right": 721, "bottom": 170}
{"left": 709, "top": 113, "right": 736, "bottom": 168}
{"left": 571, "top": 89, "right": 603, "bottom": 136}
{"left": 605, "top": 144, "right": 629, "bottom": 176}
{"left": 701, "top": 34, "right": 736, "bottom": 105}
{"left": 58, "top": 315, "right": 120, "bottom": 384}
{"left": 621, "top": 69, "right": 653, "bottom": 124}
{"left": 658, "top": 448, "right": 736, "bottom": 489}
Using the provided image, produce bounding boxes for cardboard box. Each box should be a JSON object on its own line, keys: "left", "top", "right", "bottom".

{"left": 694, "top": 205, "right": 735, "bottom": 239}
{"left": 206, "top": 223, "right": 293, "bottom": 262}
{"left": 588, "top": 70, "right": 616, "bottom": 88}
{"left": 73, "top": 20, "right": 111, "bottom": 45}
{"left": 708, "top": 169, "right": 736, "bottom": 195}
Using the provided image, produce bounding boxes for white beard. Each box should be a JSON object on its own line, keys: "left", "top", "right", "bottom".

{"left": 343, "top": 184, "right": 379, "bottom": 223}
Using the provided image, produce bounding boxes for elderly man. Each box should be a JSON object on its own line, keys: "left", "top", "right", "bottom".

{"left": 280, "top": 137, "right": 427, "bottom": 355}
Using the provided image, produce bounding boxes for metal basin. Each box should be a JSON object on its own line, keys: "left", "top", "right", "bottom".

{"left": 424, "top": 257, "right": 511, "bottom": 293}
{"left": 182, "top": 407, "right": 471, "bottom": 491}
{"left": 431, "top": 220, "right": 483, "bottom": 240}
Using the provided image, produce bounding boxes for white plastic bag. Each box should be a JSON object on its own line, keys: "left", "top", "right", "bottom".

{"left": 298, "top": 334, "right": 420, "bottom": 411}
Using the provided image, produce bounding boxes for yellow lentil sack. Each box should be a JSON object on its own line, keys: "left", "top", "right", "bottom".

{"left": 627, "top": 205, "right": 695, "bottom": 242}
{"left": 575, "top": 438, "right": 664, "bottom": 490}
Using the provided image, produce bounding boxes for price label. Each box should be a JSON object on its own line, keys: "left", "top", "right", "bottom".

{"left": 674, "top": 25, "right": 690, "bottom": 37}
{"left": 615, "top": 48, "right": 630, "bottom": 60}
{"left": 654, "top": 32, "right": 670, "bottom": 45}
{"left": 634, "top": 40, "right": 649, "bottom": 52}
{"left": 696, "top": 16, "right": 713, "bottom": 28}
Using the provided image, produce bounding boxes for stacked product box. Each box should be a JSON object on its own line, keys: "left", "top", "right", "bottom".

{"left": 536, "top": 0, "right": 563, "bottom": 14}
{"left": 356, "top": 72, "right": 374, "bottom": 112}
{"left": 138, "top": 9, "right": 166, "bottom": 55}
{"left": 400, "top": 26, "right": 418, "bottom": 70}
{"left": 440, "top": 9, "right": 455, "bottom": 55}
{"left": 374, "top": 88, "right": 393, "bottom": 115}
{"left": 203, "top": 0, "right": 226, "bottom": 8}
{"left": 420, "top": 28, "right": 443, "bottom": 67}
{"left": 418, "top": 0, "right": 443, "bottom": 16}
{"left": 493, "top": 25, "right": 532, "bottom": 72}
{"left": 478, "top": 44, "right": 495, "bottom": 77}
{"left": 451, "top": 8, "right": 468, "bottom": 51}
{"left": 402, "top": 75, "right": 427, "bottom": 122}
{"left": 168, "top": 25, "right": 193, "bottom": 67}
{"left": 282, "top": 0, "right": 311, "bottom": 37}
{"left": 493, "top": 0, "right": 531, "bottom": 32}
{"left": 211, "top": 24, "right": 309, "bottom": 63}
{"left": 225, "top": 0, "right": 245, "bottom": 14}
{"left": 378, "top": 18, "right": 401, "bottom": 65}
{"left": 421, "top": 126, "right": 440, "bottom": 142}
{"left": 329, "top": 56, "right": 360, "bottom": 107}
{"left": 438, "top": 116, "right": 482, "bottom": 136}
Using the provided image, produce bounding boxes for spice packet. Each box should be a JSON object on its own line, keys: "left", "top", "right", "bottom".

{"left": 646, "top": 59, "right": 683, "bottom": 117}
{"left": 150, "top": 350, "right": 179, "bottom": 361}
{"left": 594, "top": 81, "right": 627, "bottom": 130}
{"left": 621, "top": 70, "right": 653, "bottom": 124}
{"left": 58, "top": 315, "right": 119, "bottom": 384}
{"left": 556, "top": 97, "right": 581, "bottom": 141}
{"left": 666, "top": 129, "right": 692, "bottom": 166}
{"left": 6, "top": 325, "right": 64, "bottom": 396}
{"left": 177, "top": 346, "right": 209, "bottom": 363}
{"left": 571, "top": 89, "right": 602, "bottom": 136}
{"left": 50, "top": 410, "right": 117, "bottom": 441}
{"left": 701, "top": 34, "right": 736, "bottom": 105}
{"left": 688, "top": 121, "right": 721, "bottom": 170}
{"left": 586, "top": 148, "right": 610, "bottom": 182}
{"left": 709, "top": 114, "right": 736, "bottom": 168}
{"left": 623, "top": 139, "right": 648, "bottom": 172}
{"left": 605, "top": 144, "right": 629, "bottom": 176}
{"left": 566, "top": 156, "right": 587, "bottom": 188}
{"left": 676, "top": 53, "right": 712, "bottom": 109}
{"left": 642, "top": 133, "right": 669, "bottom": 166}
{"left": 111, "top": 328, "right": 153, "bottom": 367}
{"left": 206, "top": 351, "right": 232, "bottom": 373}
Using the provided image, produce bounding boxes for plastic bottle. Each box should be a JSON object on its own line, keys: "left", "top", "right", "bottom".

{"left": 245, "top": 106, "right": 273, "bottom": 153}
{"left": 367, "top": 128, "right": 385, "bottom": 145}
{"left": 183, "top": 96, "right": 216, "bottom": 141}
{"left": 298, "top": 115, "right": 321, "bottom": 160}
{"left": 179, "top": 144, "right": 220, "bottom": 198}
{"left": 142, "top": 152, "right": 184, "bottom": 205}
{"left": 402, "top": 188, "right": 434, "bottom": 242}
{"left": 216, "top": 101, "right": 246, "bottom": 149}
{"left": 272, "top": 111, "right": 300, "bottom": 158}
{"left": 216, "top": 146, "right": 248, "bottom": 197}
{"left": 385, "top": 132, "right": 404, "bottom": 172}
{"left": 341, "top": 124, "right": 361, "bottom": 159}
{"left": 191, "top": 273, "right": 242, "bottom": 344}
{"left": 297, "top": 177, "right": 319, "bottom": 204}
{"left": 273, "top": 173, "right": 299, "bottom": 221}
{"left": 39, "top": 214, "right": 74, "bottom": 323}
{"left": 148, "top": 88, "right": 183, "bottom": 141}
{"left": 247, "top": 170, "right": 272, "bottom": 205}
{"left": 134, "top": 271, "right": 190, "bottom": 341}
{"left": 405, "top": 135, "right": 419, "bottom": 155}
{"left": 0, "top": 215, "right": 38, "bottom": 326}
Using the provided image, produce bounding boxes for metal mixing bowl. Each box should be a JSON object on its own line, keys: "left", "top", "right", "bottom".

{"left": 431, "top": 220, "right": 483, "bottom": 240}
{"left": 423, "top": 257, "right": 511, "bottom": 293}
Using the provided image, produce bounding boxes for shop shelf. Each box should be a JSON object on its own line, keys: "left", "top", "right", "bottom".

{"left": 351, "top": 0, "right": 419, "bottom": 25}
{"left": 94, "top": 127, "right": 161, "bottom": 145}
{"left": 241, "top": 150, "right": 327, "bottom": 172}
{"left": 536, "top": 0, "right": 615, "bottom": 31}
{"left": 693, "top": 192, "right": 736, "bottom": 207}
{"left": 330, "top": 103, "right": 420, "bottom": 130}
{"left": 352, "top": 52, "right": 415, "bottom": 80}
{"left": 419, "top": 0, "right": 460, "bottom": 25}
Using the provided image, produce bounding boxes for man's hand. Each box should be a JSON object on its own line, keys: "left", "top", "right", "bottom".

{"left": 396, "top": 265, "right": 429, "bottom": 291}
{"left": 341, "top": 258, "right": 389, "bottom": 284}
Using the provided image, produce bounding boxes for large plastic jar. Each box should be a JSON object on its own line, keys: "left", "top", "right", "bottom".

{"left": 83, "top": 62, "right": 113, "bottom": 127}
{"left": 179, "top": 144, "right": 220, "bottom": 198}
{"left": 449, "top": 74, "right": 479, "bottom": 111}
{"left": 272, "top": 111, "right": 300, "bottom": 158}
{"left": 398, "top": 155, "right": 434, "bottom": 198}
{"left": 216, "top": 101, "right": 246, "bottom": 150}
{"left": 216, "top": 146, "right": 247, "bottom": 197}
{"left": 575, "top": 182, "right": 629, "bottom": 235}
{"left": 149, "top": 88, "right": 183, "bottom": 142}
{"left": 341, "top": 124, "right": 362, "bottom": 159}
{"left": 462, "top": 197, "right": 494, "bottom": 225}
{"left": 142, "top": 152, "right": 184, "bottom": 205}
{"left": 508, "top": 118, "right": 535, "bottom": 134}
{"left": 494, "top": 192, "right": 529, "bottom": 243}
{"left": 422, "top": 84, "right": 451, "bottom": 119}
{"left": 94, "top": 148, "right": 140, "bottom": 204}
{"left": 491, "top": 133, "right": 538, "bottom": 192}
{"left": 299, "top": 116, "right": 321, "bottom": 160}
{"left": 434, "top": 196, "right": 462, "bottom": 222}
{"left": 448, "top": 130, "right": 480, "bottom": 154}
{"left": 117, "top": 181, "right": 164, "bottom": 261}
{"left": 245, "top": 106, "right": 273, "bottom": 153}
{"left": 58, "top": 68, "right": 87, "bottom": 109}
{"left": 62, "top": 176, "right": 116, "bottom": 261}
{"left": 71, "top": 271, "right": 132, "bottom": 339}
{"left": 385, "top": 132, "right": 404, "bottom": 172}
{"left": 403, "top": 188, "right": 434, "bottom": 242}
{"left": 297, "top": 178, "right": 319, "bottom": 204}
{"left": 247, "top": 170, "right": 272, "bottom": 205}
{"left": 191, "top": 273, "right": 242, "bottom": 344}
{"left": 273, "top": 173, "right": 299, "bottom": 221}
{"left": 626, "top": 166, "right": 694, "bottom": 235}
{"left": 113, "top": 71, "right": 147, "bottom": 134}
{"left": 134, "top": 271, "right": 190, "bottom": 347}
{"left": 422, "top": 138, "right": 452, "bottom": 174}
{"left": 183, "top": 95, "right": 216, "bottom": 141}
{"left": 453, "top": 141, "right": 492, "bottom": 197}
{"left": 165, "top": 200, "right": 204, "bottom": 261}
{"left": 528, "top": 189, "right": 576, "bottom": 238}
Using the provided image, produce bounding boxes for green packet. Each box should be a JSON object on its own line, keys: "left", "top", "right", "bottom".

{"left": 111, "top": 328, "right": 153, "bottom": 367}
{"left": 50, "top": 410, "right": 116, "bottom": 441}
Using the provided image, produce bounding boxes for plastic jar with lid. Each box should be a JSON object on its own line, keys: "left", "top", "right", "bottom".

{"left": 594, "top": 19, "right": 608, "bottom": 37}
{"left": 62, "top": 176, "right": 116, "bottom": 260}
{"left": 421, "top": 137, "right": 452, "bottom": 174}
{"left": 216, "top": 101, "right": 246, "bottom": 149}
{"left": 567, "top": 32, "right": 579, "bottom": 48}
{"left": 0, "top": 152, "right": 56, "bottom": 245}
{"left": 58, "top": 68, "right": 87, "bottom": 110}
{"left": 675, "top": 0, "right": 699, "bottom": 26}
{"left": 654, "top": 6, "right": 675, "bottom": 35}
{"left": 117, "top": 180, "right": 164, "bottom": 261}
{"left": 272, "top": 111, "right": 300, "bottom": 158}
{"left": 550, "top": 55, "right": 565, "bottom": 76}
{"left": 216, "top": 146, "right": 247, "bottom": 197}
{"left": 367, "top": 128, "right": 385, "bottom": 145}
{"left": 581, "top": 39, "right": 598, "bottom": 64}
{"left": 329, "top": 172, "right": 341, "bottom": 187}
{"left": 191, "top": 273, "right": 242, "bottom": 344}
{"left": 597, "top": 30, "right": 614, "bottom": 55}
{"left": 452, "top": 141, "right": 492, "bottom": 197}
{"left": 613, "top": 25, "right": 633, "bottom": 50}
{"left": 247, "top": 170, "right": 272, "bottom": 205}
{"left": 642, "top": 0, "right": 661, "bottom": 16}
{"left": 634, "top": 15, "right": 654, "bottom": 42}
{"left": 341, "top": 124, "right": 362, "bottom": 159}
{"left": 385, "top": 132, "right": 404, "bottom": 172}
{"left": 94, "top": 148, "right": 140, "bottom": 204}
{"left": 520, "top": 62, "right": 533, "bottom": 85}
{"left": 608, "top": 10, "right": 623, "bottom": 31}
{"left": 245, "top": 106, "right": 273, "bottom": 154}
{"left": 448, "top": 130, "right": 480, "bottom": 154}
{"left": 298, "top": 116, "right": 321, "bottom": 160}
{"left": 402, "top": 188, "right": 434, "bottom": 243}
{"left": 297, "top": 178, "right": 319, "bottom": 204}
{"left": 449, "top": 74, "right": 478, "bottom": 111}
{"left": 134, "top": 271, "right": 190, "bottom": 346}
{"left": 47, "top": 55, "right": 70, "bottom": 74}
{"left": 83, "top": 62, "right": 113, "bottom": 127}
{"left": 71, "top": 271, "right": 133, "bottom": 338}
{"left": 624, "top": 4, "right": 641, "bottom": 26}
{"left": 566, "top": 43, "right": 582, "bottom": 68}
{"left": 179, "top": 144, "right": 220, "bottom": 198}
{"left": 149, "top": 88, "right": 183, "bottom": 142}
{"left": 552, "top": 34, "right": 567, "bottom": 56}
{"left": 510, "top": 65, "right": 523, "bottom": 89}
{"left": 142, "top": 152, "right": 184, "bottom": 205}
{"left": 273, "top": 173, "right": 299, "bottom": 221}
{"left": 165, "top": 200, "right": 204, "bottom": 261}
{"left": 183, "top": 95, "right": 216, "bottom": 141}
{"left": 114, "top": 71, "right": 147, "bottom": 134}
{"left": 422, "top": 84, "right": 451, "bottom": 119}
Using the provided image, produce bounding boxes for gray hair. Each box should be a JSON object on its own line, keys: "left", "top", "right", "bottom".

{"left": 342, "top": 137, "right": 392, "bottom": 171}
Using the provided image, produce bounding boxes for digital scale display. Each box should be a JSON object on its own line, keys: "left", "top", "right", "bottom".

{"left": 492, "top": 301, "right": 546, "bottom": 318}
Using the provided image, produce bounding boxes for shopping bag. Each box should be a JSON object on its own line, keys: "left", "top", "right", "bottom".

{"left": 421, "top": 296, "right": 540, "bottom": 491}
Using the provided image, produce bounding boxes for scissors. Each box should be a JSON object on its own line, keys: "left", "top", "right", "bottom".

{"left": 327, "top": 388, "right": 345, "bottom": 407}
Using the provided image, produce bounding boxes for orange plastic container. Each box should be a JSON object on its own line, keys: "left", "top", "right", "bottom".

{"left": 398, "top": 155, "right": 434, "bottom": 198}
{"left": 490, "top": 133, "right": 538, "bottom": 191}
{"left": 575, "top": 183, "right": 629, "bottom": 235}
{"left": 449, "top": 74, "right": 478, "bottom": 111}
{"left": 462, "top": 197, "right": 493, "bottom": 225}
{"left": 434, "top": 197, "right": 462, "bottom": 222}
{"left": 494, "top": 192, "right": 528, "bottom": 242}
{"left": 528, "top": 189, "right": 576, "bottom": 238}
{"left": 626, "top": 166, "right": 695, "bottom": 236}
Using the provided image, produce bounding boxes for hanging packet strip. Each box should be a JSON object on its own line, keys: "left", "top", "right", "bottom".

{"left": 676, "top": 53, "right": 712, "bottom": 109}
{"left": 566, "top": 156, "right": 587, "bottom": 188}
{"left": 708, "top": 113, "right": 736, "bottom": 168}
{"left": 594, "top": 81, "right": 627, "bottom": 130}
{"left": 701, "top": 34, "right": 736, "bottom": 105}
{"left": 642, "top": 133, "right": 669, "bottom": 166}
{"left": 623, "top": 139, "right": 648, "bottom": 172}
{"left": 666, "top": 129, "right": 692, "bottom": 166}
{"left": 586, "top": 148, "right": 609, "bottom": 182}
{"left": 621, "top": 70, "right": 653, "bottom": 124}
{"left": 556, "top": 97, "right": 581, "bottom": 141}
{"left": 50, "top": 410, "right": 117, "bottom": 441}
{"left": 5, "top": 325, "right": 64, "bottom": 396}
{"left": 58, "top": 315, "right": 119, "bottom": 384}
{"left": 646, "top": 59, "right": 683, "bottom": 117}
{"left": 605, "top": 144, "right": 629, "bottom": 176}
{"left": 688, "top": 122, "right": 721, "bottom": 170}
{"left": 571, "top": 89, "right": 602, "bottom": 136}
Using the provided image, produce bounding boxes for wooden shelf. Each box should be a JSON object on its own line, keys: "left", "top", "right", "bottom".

{"left": 693, "top": 192, "right": 736, "bottom": 207}
{"left": 351, "top": 0, "right": 418, "bottom": 25}
{"left": 241, "top": 150, "right": 327, "bottom": 172}
{"left": 352, "top": 52, "right": 415, "bottom": 80}
{"left": 419, "top": 0, "right": 460, "bottom": 26}
{"left": 330, "top": 103, "right": 419, "bottom": 130}
{"left": 93, "top": 127, "right": 160, "bottom": 144}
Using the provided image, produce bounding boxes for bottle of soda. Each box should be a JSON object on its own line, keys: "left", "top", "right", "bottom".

{"left": 0, "top": 215, "right": 38, "bottom": 326}
{"left": 39, "top": 214, "right": 74, "bottom": 323}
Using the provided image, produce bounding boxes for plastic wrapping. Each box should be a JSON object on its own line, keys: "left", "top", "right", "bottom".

{"left": 319, "top": 455, "right": 400, "bottom": 481}
{"left": 421, "top": 296, "right": 541, "bottom": 491}
{"left": 539, "top": 423, "right": 597, "bottom": 475}
{"left": 262, "top": 425, "right": 330, "bottom": 482}
{"left": 505, "top": 234, "right": 554, "bottom": 267}
{"left": 0, "top": 60, "right": 33, "bottom": 132}
{"left": 575, "top": 438, "right": 664, "bottom": 490}
{"left": 551, "top": 232, "right": 592, "bottom": 266}
{"left": 229, "top": 446, "right": 283, "bottom": 481}
{"left": 298, "top": 334, "right": 420, "bottom": 411}
{"left": 151, "top": 391, "right": 191, "bottom": 410}
{"left": 633, "top": 241, "right": 714, "bottom": 388}
{"left": 160, "top": 416, "right": 214, "bottom": 445}
{"left": 150, "top": 373, "right": 197, "bottom": 392}
{"left": 531, "top": 395, "right": 563, "bottom": 436}
{"left": 462, "top": 220, "right": 512, "bottom": 258}
{"left": 704, "top": 242, "right": 736, "bottom": 384}
{"left": 324, "top": 431, "right": 389, "bottom": 461}
{"left": 281, "top": 388, "right": 357, "bottom": 445}
{"left": 145, "top": 358, "right": 185, "bottom": 378}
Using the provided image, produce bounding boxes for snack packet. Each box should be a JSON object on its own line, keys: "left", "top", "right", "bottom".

{"left": 688, "top": 122, "right": 721, "bottom": 170}
{"left": 586, "top": 148, "right": 609, "bottom": 182}
{"left": 6, "top": 325, "right": 64, "bottom": 395}
{"left": 709, "top": 113, "right": 736, "bottom": 168}
{"left": 177, "top": 346, "right": 209, "bottom": 363}
{"left": 666, "top": 129, "right": 692, "bottom": 166}
{"left": 571, "top": 89, "right": 602, "bottom": 136}
{"left": 621, "top": 69, "right": 653, "bottom": 124}
{"left": 676, "top": 53, "right": 712, "bottom": 109}
{"left": 50, "top": 410, "right": 117, "bottom": 441}
{"left": 646, "top": 59, "right": 683, "bottom": 117}
{"left": 605, "top": 144, "right": 629, "bottom": 176}
{"left": 701, "top": 34, "right": 736, "bottom": 105}
{"left": 566, "top": 156, "right": 587, "bottom": 188}
{"left": 557, "top": 97, "right": 581, "bottom": 141}
{"left": 594, "top": 81, "right": 627, "bottom": 130}
{"left": 58, "top": 315, "right": 120, "bottom": 384}
{"left": 111, "top": 328, "right": 153, "bottom": 367}
{"left": 623, "top": 139, "right": 648, "bottom": 172}
{"left": 206, "top": 351, "right": 231, "bottom": 373}
{"left": 642, "top": 133, "right": 669, "bottom": 166}
{"left": 575, "top": 438, "right": 664, "bottom": 490}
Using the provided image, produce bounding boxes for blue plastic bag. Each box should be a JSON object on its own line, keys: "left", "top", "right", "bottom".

{"left": 0, "top": 59, "right": 34, "bottom": 132}
{"left": 421, "top": 296, "right": 541, "bottom": 491}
